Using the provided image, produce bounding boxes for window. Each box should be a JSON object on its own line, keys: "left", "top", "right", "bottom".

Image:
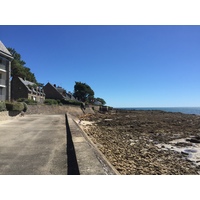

{"left": 0, "top": 87, "right": 2, "bottom": 95}
{"left": 0, "top": 58, "right": 2, "bottom": 64}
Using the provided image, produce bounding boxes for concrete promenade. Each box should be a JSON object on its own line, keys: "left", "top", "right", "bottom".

{"left": 66, "top": 114, "right": 119, "bottom": 175}
{"left": 0, "top": 113, "right": 119, "bottom": 175}
{"left": 0, "top": 114, "right": 67, "bottom": 175}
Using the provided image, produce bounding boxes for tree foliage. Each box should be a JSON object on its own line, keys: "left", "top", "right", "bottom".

{"left": 7, "top": 47, "right": 37, "bottom": 83}
{"left": 73, "top": 82, "right": 94, "bottom": 102}
{"left": 96, "top": 97, "right": 106, "bottom": 105}
{"left": 73, "top": 82, "right": 107, "bottom": 105}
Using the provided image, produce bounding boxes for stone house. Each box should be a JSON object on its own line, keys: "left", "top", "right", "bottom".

{"left": 0, "top": 41, "right": 13, "bottom": 101}
{"left": 11, "top": 77, "right": 45, "bottom": 103}
{"left": 43, "top": 82, "right": 76, "bottom": 101}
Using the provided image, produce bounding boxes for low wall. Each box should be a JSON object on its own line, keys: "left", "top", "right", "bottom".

{"left": 0, "top": 111, "right": 21, "bottom": 121}
{"left": 66, "top": 113, "right": 119, "bottom": 175}
{"left": 0, "top": 111, "right": 9, "bottom": 121}
{"left": 26, "top": 104, "right": 93, "bottom": 117}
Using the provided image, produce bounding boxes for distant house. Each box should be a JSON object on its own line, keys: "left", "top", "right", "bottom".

{"left": 43, "top": 82, "right": 76, "bottom": 101}
{"left": 0, "top": 41, "right": 13, "bottom": 101}
{"left": 11, "top": 77, "right": 45, "bottom": 103}
{"left": 94, "top": 100, "right": 103, "bottom": 106}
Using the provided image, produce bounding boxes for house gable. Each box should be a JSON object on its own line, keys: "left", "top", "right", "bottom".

{"left": 11, "top": 77, "right": 29, "bottom": 100}
{"left": 11, "top": 77, "right": 45, "bottom": 102}
{"left": 43, "top": 83, "right": 64, "bottom": 100}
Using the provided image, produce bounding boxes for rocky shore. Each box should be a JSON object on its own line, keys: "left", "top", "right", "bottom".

{"left": 78, "top": 110, "right": 200, "bottom": 175}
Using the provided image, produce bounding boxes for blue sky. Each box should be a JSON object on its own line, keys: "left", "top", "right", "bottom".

{"left": 1, "top": 25, "right": 200, "bottom": 107}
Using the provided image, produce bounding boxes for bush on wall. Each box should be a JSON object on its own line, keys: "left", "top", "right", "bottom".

{"left": 0, "top": 101, "right": 7, "bottom": 112}
{"left": 17, "top": 98, "right": 37, "bottom": 105}
{"left": 60, "top": 99, "right": 82, "bottom": 106}
{"left": 6, "top": 102, "right": 25, "bottom": 112}
{"left": 44, "top": 99, "right": 58, "bottom": 105}
{"left": 23, "top": 102, "right": 28, "bottom": 112}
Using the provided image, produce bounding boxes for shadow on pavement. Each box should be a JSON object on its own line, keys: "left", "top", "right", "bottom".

{"left": 66, "top": 114, "right": 80, "bottom": 175}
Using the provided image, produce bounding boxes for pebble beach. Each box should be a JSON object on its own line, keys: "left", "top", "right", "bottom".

{"left": 79, "top": 110, "right": 200, "bottom": 175}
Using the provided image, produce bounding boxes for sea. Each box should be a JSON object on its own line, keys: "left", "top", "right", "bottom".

{"left": 115, "top": 107, "right": 200, "bottom": 115}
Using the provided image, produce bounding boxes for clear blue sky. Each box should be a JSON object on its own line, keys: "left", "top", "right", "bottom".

{"left": 1, "top": 25, "right": 200, "bottom": 107}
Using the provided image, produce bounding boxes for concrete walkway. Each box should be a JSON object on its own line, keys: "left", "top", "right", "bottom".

{"left": 0, "top": 113, "right": 119, "bottom": 175}
{"left": 67, "top": 114, "right": 119, "bottom": 175}
{"left": 0, "top": 114, "right": 67, "bottom": 175}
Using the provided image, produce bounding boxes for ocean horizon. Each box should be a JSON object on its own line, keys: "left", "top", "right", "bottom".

{"left": 115, "top": 107, "right": 200, "bottom": 115}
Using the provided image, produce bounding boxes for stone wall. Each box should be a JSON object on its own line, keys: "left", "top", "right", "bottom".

{"left": 0, "top": 111, "right": 9, "bottom": 121}
{"left": 0, "top": 111, "right": 21, "bottom": 121}
{"left": 26, "top": 104, "right": 92, "bottom": 117}
{"left": 0, "top": 105, "right": 95, "bottom": 121}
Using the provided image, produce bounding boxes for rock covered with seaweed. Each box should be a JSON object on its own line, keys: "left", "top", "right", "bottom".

{"left": 78, "top": 110, "right": 200, "bottom": 175}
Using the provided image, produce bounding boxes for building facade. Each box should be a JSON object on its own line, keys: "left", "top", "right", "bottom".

{"left": 11, "top": 77, "right": 45, "bottom": 103}
{"left": 43, "top": 82, "right": 76, "bottom": 100}
{"left": 0, "top": 41, "right": 13, "bottom": 101}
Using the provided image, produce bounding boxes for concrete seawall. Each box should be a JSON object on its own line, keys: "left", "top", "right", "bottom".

{"left": 26, "top": 105, "right": 84, "bottom": 116}
{"left": 0, "top": 111, "right": 22, "bottom": 122}
{"left": 26, "top": 104, "right": 95, "bottom": 116}
{"left": 0, "top": 105, "right": 85, "bottom": 122}
{"left": 66, "top": 113, "right": 120, "bottom": 175}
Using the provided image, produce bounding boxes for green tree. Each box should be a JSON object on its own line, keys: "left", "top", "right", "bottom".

{"left": 96, "top": 97, "right": 106, "bottom": 105}
{"left": 7, "top": 47, "right": 37, "bottom": 83}
{"left": 73, "top": 82, "right": 94, "bottom": 102}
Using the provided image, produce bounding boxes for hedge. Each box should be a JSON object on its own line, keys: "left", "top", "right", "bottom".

{"left": 0, "top": 101, "right": 6, "bottom": 112}
{"left": 6, "top": 102, "right": 26, "bottom": 112}
{"left": 17, "top": 98, "right": 37, "bottom": 105}
{"left": 44, "top": 99, "right": 58, "bottom": 105}
{"left": 23, "top": 102, "right": 28, "bottom": 112}
{"left": 60, "top": 99, "right": 83, "bottom": 106}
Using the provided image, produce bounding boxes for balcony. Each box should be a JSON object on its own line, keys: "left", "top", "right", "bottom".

{"left": 0, "top": 64, "right": 6, "bottom": 72}
{"left": 0, "top": 79, "right": 6, "bottom": 86}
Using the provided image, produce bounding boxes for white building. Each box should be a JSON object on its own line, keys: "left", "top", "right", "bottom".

{"left": 0, "top": 41, "right": 13, "bottom": 101}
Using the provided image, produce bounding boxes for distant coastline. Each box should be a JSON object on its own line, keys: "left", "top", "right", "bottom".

{"left": 115, "top": 107, "right": 200, "bottom": 115}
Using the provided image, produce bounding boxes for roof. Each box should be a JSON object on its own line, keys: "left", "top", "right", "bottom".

{"left": 45, "top": 82, "right": 76, "bottom": 100}
{"left": 18, "top": 77, "right": 45, "bottom": 95}
{"left": 56, "top": 87, "right": 65, "bottom": 93}
{"left": 18, "top": 77, "right": 36, "bottom": 92}
{"left": 18, "top": 77, "right": 35, "bottom": 87}
{"left": 94, "top": 100, "right": 103, "bottom": 105}
{"left": 0, "top": 41, "right": 13, "bottom": 59}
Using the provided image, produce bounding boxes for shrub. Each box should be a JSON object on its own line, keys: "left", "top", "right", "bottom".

{"left": 17, "top": 98, "right": 37, "bottom": 105}
{"left": 13, "top": 102, "right": 24, "bottom": 111}
{"left": 5, "top": 102, "right": 13, "bottom": 111}
{"left": 0, "top": 101, "right": 6, "bottom": 112}
{"left": 44, "top": 99, "right": 58, "bottom": 105}
{"left": 6, "top": 102, "right": 25, "bottom": 111}
{"left": 60, "top": 99, "right": 82, "bottom": 106}
{"left": 24, "top": 99, "right": 37, "bottom": 105}
{"left": 56, "top": 99, "right": 61, "bottom": 104}
{"left": 23, "top": 102, "right": 28, "bottom": 112}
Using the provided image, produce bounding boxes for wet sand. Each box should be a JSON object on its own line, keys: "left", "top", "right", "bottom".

{"left": 78, "top": 110, "right": 200, "bottom": 175}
